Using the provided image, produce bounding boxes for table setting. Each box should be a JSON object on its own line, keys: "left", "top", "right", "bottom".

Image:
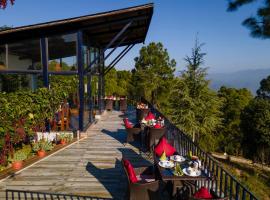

{"left": 157, "top": 151, "right": 204, "bottom": 179}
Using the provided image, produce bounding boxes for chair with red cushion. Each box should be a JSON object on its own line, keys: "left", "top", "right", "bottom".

{"left": 147, "top": 127, "right": 166, "bottom": 151}
{"left": 186, "top": 186, "right": 228, "bottom": 200}
{"left": 136, "top": 108, "right": 150, "bottom": 121}
{"left": 154, "top": 136, "right": 176, "bottom": 157}
{"left": 122, "top": 159, "right": 160, "bottom": 200}
{"left": 123, "top": 118, "right": 141, "bottom": 143}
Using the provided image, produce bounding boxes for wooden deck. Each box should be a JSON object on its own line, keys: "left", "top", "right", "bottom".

{"left": 0, "top": 110, "right": 152, "bottom": 200}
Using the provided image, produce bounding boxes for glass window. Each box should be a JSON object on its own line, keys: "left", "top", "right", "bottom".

{"left": 0, "top": 39, "right": 41, "bottom": 71}
{"left": 48, "top": 33, "right": 77, "bottom": 72}
{"left": 0, "top": 74, "right": 43, "bottom": 92}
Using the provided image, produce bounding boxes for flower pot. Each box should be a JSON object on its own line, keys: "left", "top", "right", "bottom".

{"left": 37, "top": 150, "right": 46, "bottom": 158}
{"left": 60, "top": 139, "right": 66, "bottom": 145}
{"left": 12, "top": 161, "right": 23, "bottom": 170}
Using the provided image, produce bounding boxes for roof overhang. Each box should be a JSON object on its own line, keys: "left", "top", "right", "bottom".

{"left": 0, "top": 3, "right": 154, "bottom": 47}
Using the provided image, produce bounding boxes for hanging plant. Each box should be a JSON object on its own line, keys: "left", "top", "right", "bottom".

{"left": 0, "top": 0, "right": 15, "bottom": 9}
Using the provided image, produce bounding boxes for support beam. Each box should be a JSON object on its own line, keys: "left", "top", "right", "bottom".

{"left": 84, "top": 20, "right": 133, "bottom": 74}
{"left": 40, "top": 38, "right": 49, "bottom": 88}
{"left": 77, "top": 31, "right": 84, "bottom": 131}
{"left": 98, "top": 48, "right": 105, "bottom": 112}
{"left": 87, "top": 48, "right": 93, "bottom": 123}
{"left": 104, "top": 35, "right": 127, "bottom": 61}
{"left": 105, "top": 44, "right": 135, "bottom": 75}
{"left": 105, "top": 45, "right": 130, "bottom": 72}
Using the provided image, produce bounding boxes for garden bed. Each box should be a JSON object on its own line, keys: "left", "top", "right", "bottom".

{"left": 0, "top": 138, "right": 77, "bottom": 180}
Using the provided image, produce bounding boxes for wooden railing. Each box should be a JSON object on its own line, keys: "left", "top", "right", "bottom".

{"left": 144, "top": 100, "right": 258, "bottom": 200}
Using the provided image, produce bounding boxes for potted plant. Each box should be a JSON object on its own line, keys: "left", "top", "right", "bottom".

{"left": 58, "top": 133, "right": 67, "bottom": 145}
{"left": 9, "top": 150, "right": 28, "bottom": 170}
{"left": 32, "top": 139, "right": 54, "bottom": 158}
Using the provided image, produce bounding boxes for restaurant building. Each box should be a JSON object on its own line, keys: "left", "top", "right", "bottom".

{"left": 0, "top": 4, "right": 153, "bottom": 131}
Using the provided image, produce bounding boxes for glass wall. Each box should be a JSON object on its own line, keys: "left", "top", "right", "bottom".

{"left": 0, "top": 39, "right": 42, "bottom": 71}
{"left": 48, "top": 33, "right": 77, "bottom": 72}
{"left": 0, "top": 38, "right": 42, "bottom": 92}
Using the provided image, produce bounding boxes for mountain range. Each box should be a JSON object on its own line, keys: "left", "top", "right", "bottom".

{"left": 208, "top": 68, "right": 270, "bottom": 95}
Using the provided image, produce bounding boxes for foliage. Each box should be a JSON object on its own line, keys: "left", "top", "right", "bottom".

{"left": 256, "top": 75, "right": 270, "bottom": 99}
{"left": 0, "top": 0, "right": 15, "bottom": 9}
{"left": 168, "top": 40, "right": 222, "bottom": 151}
{"left": 0, "top": 76, "right": 77, "bottom": 166}
{"left": 132, "top": 42, "right": 176, "bottom": 112}
{"left": 105, "top": 68, "right": 132, "bottom": 96}
{"left": 58, "top": 133, "right": 73, "bottom": 143}
{"left": 217, "top": 87, "right": 253, "bottom": 155}
{"left": 227, "top": 0, "right": 270, "bottom": 39}
{"left": 32, "top": 139, "right": 54, "bottom": 152}
{"left": 241, "top": 98, "right": 270, "bottom": 164}
{"left": 8, "top": 149, "right": 28, "bottom": 162}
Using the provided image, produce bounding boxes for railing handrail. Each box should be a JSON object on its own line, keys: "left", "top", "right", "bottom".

{"left": 141, "top": 97, "right": 259, "bottom": 200}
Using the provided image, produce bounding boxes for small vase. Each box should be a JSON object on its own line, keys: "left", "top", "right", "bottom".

{"left": 37, "top": 150, "right": 46, "bottom": 158}
{"left": 12, "top": 161, "right": 23, "bottom": 170}
{"left": 60, "top": 139, "right": 66, "bottom": 145}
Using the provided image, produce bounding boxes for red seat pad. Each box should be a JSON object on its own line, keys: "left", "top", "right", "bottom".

{"left": 153, "top": 123, "right": 162, "bottom": 128}
{"left": 154, "top": 137, "right": 176, "bottom": 157}
{"left": 193, "top": 187, "right": 213, "bottom": 199}
{"left": 123, "top": 159, "right": 138, "bottom": 183}
{"left": 145, "top": 112, "right": 155, "bottom": 121}
{"left": 123, "top": 118, "right": 133, "bottom": 128}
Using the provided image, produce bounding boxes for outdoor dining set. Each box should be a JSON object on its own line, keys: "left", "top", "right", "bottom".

{"left": 122, "top": 102, "right": 228, "bottom": 200}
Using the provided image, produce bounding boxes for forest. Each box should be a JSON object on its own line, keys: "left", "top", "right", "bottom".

{"left": 105, "top": 41, "right": 270, "bottom": 167}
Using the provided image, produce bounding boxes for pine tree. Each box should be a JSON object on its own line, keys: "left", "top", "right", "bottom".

{"left": 227, "top": 0, "right": 270, "bottom": 39}
{"left": 132, "top": 42, "right": 176, "bottom": 112}
{"left": 168, "top": 39, "right": 222, "bottom": 151}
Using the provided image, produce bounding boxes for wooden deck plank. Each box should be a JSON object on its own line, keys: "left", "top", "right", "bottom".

{"left": 0, "top": 110, "right": 152, "bottom": 200}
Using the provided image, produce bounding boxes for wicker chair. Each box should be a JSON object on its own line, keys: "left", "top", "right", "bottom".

{"left": 189, "top": 189, "right": 229, "bottom": 200}
{"left": 105, "top": 99, "right": 113, "bottom": 111}
{"left": 125, "top": 127, "right": 141, "bottom": 143}
{"left": 120, "top": 98, "right": 127, "bottom": 111}
{"left": 136, "top": 108, "right": 149, "bottom": 121}
{"left": 122, "top": 160, "right": 160, "bottom": 200}
{"left": 147, "top": 127, "right": 166, "bottom": 151}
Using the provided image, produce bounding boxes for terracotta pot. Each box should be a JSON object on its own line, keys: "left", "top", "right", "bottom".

{"left": 37, "top": 150, "right": 46, "bottom": 158}
{"left": 12, "top": 161, "right": 23, "bottom": 170}
{"left": 60, "top": 139, "right": 66, "bottom": 145}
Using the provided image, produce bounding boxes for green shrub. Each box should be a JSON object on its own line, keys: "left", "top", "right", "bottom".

{"left": 8, "top": 149, "right": 28, "bottom": 162}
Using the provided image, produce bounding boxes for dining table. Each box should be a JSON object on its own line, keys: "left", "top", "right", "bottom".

{"left": 154, "top": 155, "right": 213, "bottom": 198}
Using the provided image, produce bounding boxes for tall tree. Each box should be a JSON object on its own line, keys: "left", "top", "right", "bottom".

{"left": 241, "top": 98, "right": 270, "bottom": 164}
{"left": 257, "top": 75, "right": 270, "bottom": 99}
{"left": 217, "top": 86, "right": 253, "bottom": 155}
{"left": 133, "top": 42, "right": 176, "bottom": 112}
{"left": 169, "top": 39, "right": 222, "bottom": 150}
{"left": 0, "top": 0, "right": 15, "bottom": 9}
{"left": 227, "top": 0, "right": 270, "bottom": 38}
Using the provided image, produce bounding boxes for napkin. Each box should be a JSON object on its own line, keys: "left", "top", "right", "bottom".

{"left": 160, "top": 151, "right": 167, "bottom": 161}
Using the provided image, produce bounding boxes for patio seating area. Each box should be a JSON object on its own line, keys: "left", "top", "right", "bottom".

{"left": 0, "top": 110, "right": 152, "bottom": 200}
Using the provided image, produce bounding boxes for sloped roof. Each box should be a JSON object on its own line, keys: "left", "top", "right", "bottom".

{"left": 0, "top": 3, "right": 153, "bottom": 47}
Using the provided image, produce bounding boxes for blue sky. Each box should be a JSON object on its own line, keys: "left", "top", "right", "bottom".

{"left": 0, "top": 0, "right": 270, "bottom": 73}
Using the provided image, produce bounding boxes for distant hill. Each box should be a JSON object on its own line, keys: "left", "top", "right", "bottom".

{"left": 208, "top": 68, "right": 270, "bottom": 95}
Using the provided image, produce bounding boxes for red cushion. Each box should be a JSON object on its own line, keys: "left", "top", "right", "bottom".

{"left": 153, "top": 123, "right": 162, "bottom": 129}
{"left": 154, "top": 137, "right": 176, "bottom": 157}
{"left": 145, "top": 112, "right": 155, "bottom": 121}
{"left": 123, "top": 159, "right": 138, "bottom": 183}
{"left": 193, "top": 187, "right": 213, "bottom": 199}
{"left": 123, "top": 118, "right": 133, "bottom": 129}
